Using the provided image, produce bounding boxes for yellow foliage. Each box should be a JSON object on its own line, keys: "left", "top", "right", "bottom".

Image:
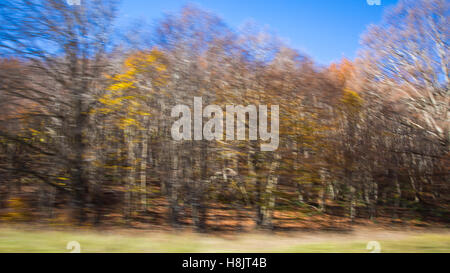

{"left": 1, "top": 198, "right": 29, "bottom": 222}
{"left": 340, "top": 88, "right": 363, "bottom": 110}
{"left": 109, "top": 81, "right": 135, "bottom": 91}
{"left": 28, "top": 128, "right": 40, "bottom": 135}
{"left": 94, "top": 48, "right": 167, "bottom": 130}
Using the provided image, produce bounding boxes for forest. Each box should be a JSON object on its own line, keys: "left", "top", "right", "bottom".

{"left": 0, "top": 0, "right": 448, "bottom": 234}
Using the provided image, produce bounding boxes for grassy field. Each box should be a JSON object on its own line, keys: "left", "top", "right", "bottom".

{"left": 0, "top": 227, "right": 449, "bottom": 253}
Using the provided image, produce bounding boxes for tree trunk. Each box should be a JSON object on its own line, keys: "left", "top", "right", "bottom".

{"left": 260, "top": 153, "right": 280, "bottom": 229}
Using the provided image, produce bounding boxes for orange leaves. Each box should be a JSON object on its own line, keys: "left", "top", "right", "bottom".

{"left": 328, "top": 58, "right": 356, "bottom": 89}
{"left": 328, "top": 59, "right": 364, "bottom": 117}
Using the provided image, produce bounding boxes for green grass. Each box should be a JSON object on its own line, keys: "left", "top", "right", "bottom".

{"left": 284, "top": 234, "right": 450, "bottom": 253}
{"left": 0, "top": 228, "right": 448, "bottom": 253}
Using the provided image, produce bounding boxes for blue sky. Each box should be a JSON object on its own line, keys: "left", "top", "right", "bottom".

{"left": 117, "top": 0, "right": 399, "bottom": 65}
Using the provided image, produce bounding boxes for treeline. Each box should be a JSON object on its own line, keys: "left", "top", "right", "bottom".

{"left": 0, "top": 0, "right": 448, "bottom": 230}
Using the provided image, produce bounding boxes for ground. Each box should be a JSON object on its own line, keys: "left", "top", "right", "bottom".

{"left": 0, "top": 226, "right": 449, "bottom": 253}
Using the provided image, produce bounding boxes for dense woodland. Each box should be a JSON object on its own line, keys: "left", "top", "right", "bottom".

{"left": 0, "top": 0, "right": 448, "bottom": 231}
